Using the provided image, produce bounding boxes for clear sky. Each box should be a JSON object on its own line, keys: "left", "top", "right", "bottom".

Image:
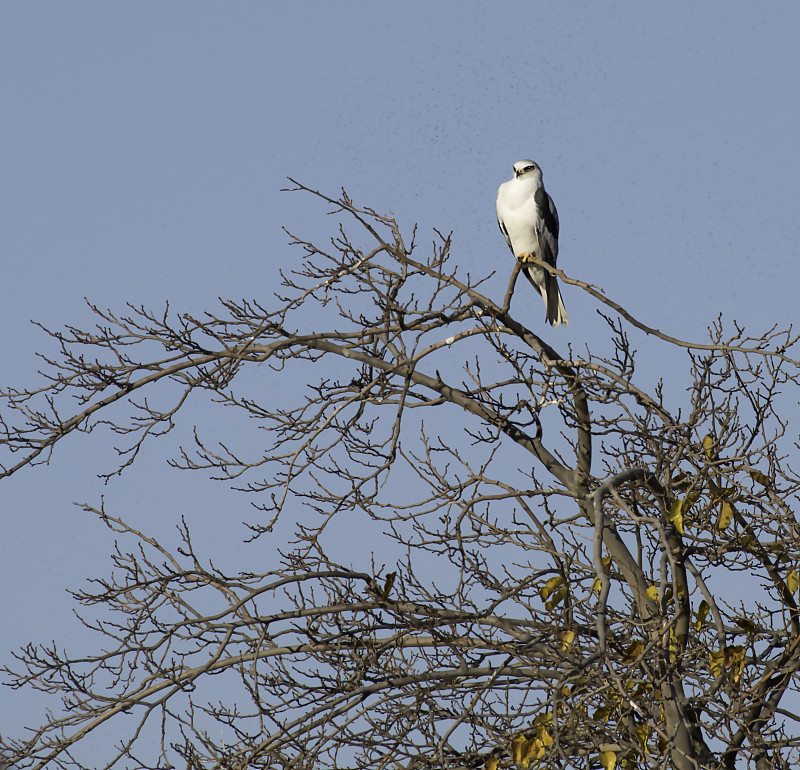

{"left": 2, "top": 1, "right": 799, "bottom": 741}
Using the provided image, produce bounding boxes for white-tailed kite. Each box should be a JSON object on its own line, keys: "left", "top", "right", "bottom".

{"left": 496, "top": 160, "right": 568, "bottom": 327}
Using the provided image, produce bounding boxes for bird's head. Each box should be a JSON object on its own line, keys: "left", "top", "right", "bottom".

{"left": 513, "top": 160, "right": 542, "bottom": 180}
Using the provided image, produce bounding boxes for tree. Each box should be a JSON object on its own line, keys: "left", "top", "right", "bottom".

{"left": 2, "top": 182, "right": 800, "bottom": 770}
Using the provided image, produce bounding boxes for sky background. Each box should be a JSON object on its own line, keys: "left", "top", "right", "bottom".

{"left": 2, "top": 0, "right": 799, "bottom": 747}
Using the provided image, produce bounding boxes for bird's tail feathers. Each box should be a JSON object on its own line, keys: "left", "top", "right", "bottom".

{"left": 544, "top": 274, "right": 568, "bottom": 328}
{"left": 522, "top": 266, "right": 568, "bottom": 328}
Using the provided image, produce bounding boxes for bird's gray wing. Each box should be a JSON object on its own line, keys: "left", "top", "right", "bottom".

{"left": 534, "top": 187, "right": 559, "bottom": 266}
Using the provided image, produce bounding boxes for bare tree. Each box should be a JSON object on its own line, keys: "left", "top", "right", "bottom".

{"left": 2, "top": 183, "right": 800, "bottom": 770}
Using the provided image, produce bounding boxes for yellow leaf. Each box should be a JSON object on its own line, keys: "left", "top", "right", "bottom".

{"left": 537, "top": 724, "right": 553, "bottom": 747}
{"left": 599, "top": 749, "right": 617, "bottom": 770}
{"left": 569, "top": 676, "right": 586, "bottom": 694}
{"left": 703, "top": 433, "right": 715, "bottom": 460}
{"left": 485, "top": 758, "right": 499, "bottom": 770}
{"left": 646, "top": 585, "right": 659, "bottom": 602}
{"left": 593, "top": 702, "right": 615, "bottom": 722}
{"left": 381, "top": 571, "right": 396, "bottom": 599}
{"left": 668, "top": 627, "right": 679, "bottom": 661}
{"left": 710, "top": 648, "right": 725, "bottom": 678}
{"left": 545, "top": 585, "right": 568, "bottom": 611}
{"left": 669, "top": 498, "right": 684, "bottom": 535}
{"left": 717, "top": 501, "right": 733, "bottom": 531}
{"left": 787, "top": 569, "right": 799, "bottom": 596}
{"left": 593, "top": 577, "right": 602, "bottom": 594}
{"left": 635, "top": 724, "right": 651, "bottom": 754}
{"left": 695, "top": 599, "right": 710, "bottom": 631}
{"left": 540, "top": 575, "right": 564, "bottom": 601}
{"left": 726, "top": 645, "right": 746, "bottom": 684}
{"left": 632, "top": 682, "right": 651, "bottom": 698}
{"left": 560, "top": 629, "right": 575, "bottom": 650}
{"left": 512, "top": 735, "right": 526, "bottom": 764}
{"left": 670, "top": 626, "right": 687, "bottom": 655}
{"left": 520, "top": 736, "right": 544, "bottom": 767}
{"left": 683, "top": 490, "right": 701, "bottom": 516}
{"left": 622, "top": 640, "right": 645, "bottom": 662}
{"left": 750, "top": 469, "right": 770, "bottom": 488}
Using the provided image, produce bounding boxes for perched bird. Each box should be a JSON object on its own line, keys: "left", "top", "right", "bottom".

{"left": 496, "top": 160, "right": 568, "bottom": 327}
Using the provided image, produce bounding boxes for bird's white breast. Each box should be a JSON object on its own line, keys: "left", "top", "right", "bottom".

{"left": 497, "top": 177, "right": 544, "bottom": 257}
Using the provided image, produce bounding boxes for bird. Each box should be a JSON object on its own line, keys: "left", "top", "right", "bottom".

{"left": 496, "top": 160, "right": 568, "bottom": 327}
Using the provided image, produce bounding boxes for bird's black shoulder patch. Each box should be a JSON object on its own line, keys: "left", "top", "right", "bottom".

{"left": 535, "top": 187, "right": 559, "bottom": 240}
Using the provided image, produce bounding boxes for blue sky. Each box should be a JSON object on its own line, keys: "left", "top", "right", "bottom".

{"left": 2, "top": 1, "right": 799, "bottom": 742}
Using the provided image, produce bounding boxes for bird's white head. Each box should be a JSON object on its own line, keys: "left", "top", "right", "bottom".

{"left": 513, "top": 160, "right": 542, "bottom": 180}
